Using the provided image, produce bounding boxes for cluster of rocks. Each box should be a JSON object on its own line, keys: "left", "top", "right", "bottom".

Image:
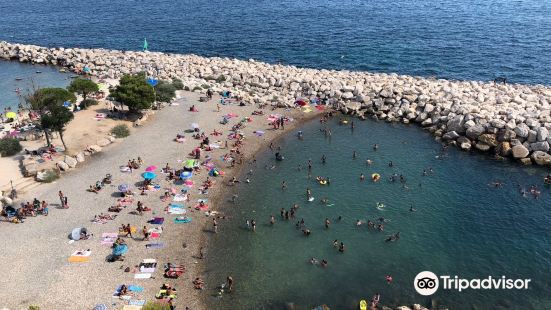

{"left": 22, "top": 136, "right": 115, "bottom": 181}
{"left": 3, "top": 41, "right": 551, "bottom": 165}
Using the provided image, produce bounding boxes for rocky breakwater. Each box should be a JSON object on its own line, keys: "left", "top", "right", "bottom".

{"left": 3, "top": 41, "right": 551, "bottom": 166}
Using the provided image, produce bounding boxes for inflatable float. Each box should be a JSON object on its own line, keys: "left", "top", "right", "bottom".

{"left": 371, "top": 173, "right": 381, "bottom": 182}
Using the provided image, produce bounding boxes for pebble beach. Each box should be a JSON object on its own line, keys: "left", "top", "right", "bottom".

{"left": 0, "top": 91, "right": 319, "bottom": 309}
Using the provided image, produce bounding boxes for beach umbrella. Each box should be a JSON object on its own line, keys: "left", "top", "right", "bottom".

{"left": 83, "top": 66, "right": 91, "bottom": 73}
{"left": 180, "top": 171, "right": 193, "bottom": 180}
{"left": 5, "top": 111, "right": 16, "bottom": 119}
{"left": 142, "top": 172, "right": 157, "bottom": 180}
{"left": 145, "top": 165, "right": 157, "bottom": 172}
{"left": 147, "top": 78, "right": 158, "bottom": 87}
{"left": 118, "top": 184, "right": 130, "bottom": 192}
{"left": 92, "top": 304, "right": 108, "bottom": 310}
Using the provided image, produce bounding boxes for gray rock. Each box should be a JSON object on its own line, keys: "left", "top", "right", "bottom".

{"left": 514, "top": 124, "right": 529, "bottom": 138}
{"left": 497, "top": 129, "right": 516, "bottom": 142}
{"left": 530, "top": 141, "right": 550, "bottom": 152}
{"left": 443, "top": 131, "right": 460, "bottom": 140}
{"left": 520, "top": 157, "right": 533, "bottom": 165}
{"left": 57, "top": 161, "right": 70, "bottom": 171}
{"left": 475, "top": 142, "right": 491, "bottom": 152}
{"left": 97, "top": 138, "right": 111, "bottom": 147}
{"left": 446, "top": 115, "right": 465, "bottom": 133}
{"left": 76, "top": 152, "right": 85, "bottom": 163}
{"left": 511, "top": 145, "right": 530, "bottom": 158}
{"left": 466, "top": 125, "right": 485, "bottom": 139}
{"left": 531, "top": 151, "right": 551, "bottom": 166}
{"left": 88, "top": 144, "right": 102, "bottom": 152}
{"left": 527, "top": 130, "right": 537, "bottom": 143}
{"left": 496, "top": 142, "right": 512, "bottom": 157}
{"left": 537, "top": 126, "right": 549, "bottom": 141}
{"left": 64, "top": 155, "right": 77, "bottom": 168}
{"left": 477, "top": 134, "right": 498, "bottom": 147}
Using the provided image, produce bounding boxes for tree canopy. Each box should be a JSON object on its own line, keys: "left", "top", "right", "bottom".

{"left": 110, "top": 73, "right": 155, "bottom": 112}
{"left": 67, "top": 78, "right": 99, "bottom": 102}
{"left": 26, "top": 88, "right": 76, "bottom": 111}
{"left": 155, "top": 81, "right": 177, "bottom": 103}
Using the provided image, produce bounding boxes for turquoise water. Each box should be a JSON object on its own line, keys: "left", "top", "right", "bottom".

{"left": 0, "top": 60, "right": 71, "bottom": 111}
{"left": 1, "top": 0, "right": 551, "bottom": 84}
{"left": 206, "top": 118, "right": 551, "bottom": 309}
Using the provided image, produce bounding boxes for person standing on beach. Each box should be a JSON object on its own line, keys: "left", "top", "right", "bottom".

{"left": 226, "top": 276, "right": 234, "bottom": 293}
{"left": 58, "top": 191, "right": 68, "bottom": 208}
{"left": 213, "top": 218, "right": 218, "bottom": 233}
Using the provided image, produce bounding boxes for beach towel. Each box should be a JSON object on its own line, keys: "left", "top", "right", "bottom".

{"left": 172, "top": 194, "right": 186, "bottom": 202}
{"left": 129, "top": 300, "right": 146, "bottom": 306}
{"left": 148, "top": 217, "right": 164, "bottom": 225}
{"left": 68, "top": 250, "right": 91, "bottom": 263}
{"left": 101, "top": 233, "right": 118, "bottom": 246}
{"left": 134, "top": 273, "right": 152, "bottom": 279}
{"left": 254, "top": 130, "right": 265, "bottom": 136}
{"left": 139, "top": 259, "right": 157, "bottom": 273}
{"left": 145, "top": 243, "right": 165, "bottom": 249}
{"left": 168, "top": 204, "right": 186, "bottom": 215}
{"left": 174, "top": 216, "right": 192, "bottom": 223}
{"left": 120, "top": 166, "right": 131, "bottom": 173}
{"left": 113, "top": 285, "right": 143, "bottom": 297}
{"left": 122, "top": 306, "right": 142, "bottom": 310}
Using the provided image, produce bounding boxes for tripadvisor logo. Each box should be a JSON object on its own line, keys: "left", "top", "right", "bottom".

{"left": 414, "top": 271, "right": 531, "bottom": 296}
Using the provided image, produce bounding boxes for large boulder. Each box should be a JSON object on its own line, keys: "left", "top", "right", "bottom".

{"left": 56, "top": 161, "right": 70, "bottom": 171}
{"left": 475, "top": 142, "right": 491, "bottom": 152}
{"left": 442, "top": 131, "right": 460, "bottom": 140}
{"left": 537, "top": 127, "right": 549, "bottom": 141}
{"left": 511, "top": 145, "right": 530, "bottom": 158}
{"left": 496, "top": 142, "right": 512, "bottom": 157}
{"left": 88, "top": 144, "right": 102, "bottom": 152}
{"left": 497, "top": 129, "right": 516, "bottom": 142}
{"left": 513, "top": 124, "right": 529, "bottom": 138}
{"left": 530, "top": 141, "right": 550, "bottom": 152}
{"left": 23, "top": 163, "right": 39, "bottom": 177}
{"left": 477, "top": 134, "right": 498, "bottom": 147}
{"left": 97, "top": 138, "right": 111, "bottom": 147}
{"left": 76, "top": 152, "right": 85, "bottom": 163}
{"left": 466, "top": 125, "right": 485, "bottom": 139}
{"left": 446, "top": 115, "right": 465, "bottom": 134}
{"left": 531, "top": 151, "right": 551, "bottom": 166}
{"left": 64, "top": 155, "right": 78, "bottom": 168}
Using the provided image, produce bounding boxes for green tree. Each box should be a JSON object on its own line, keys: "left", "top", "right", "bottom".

{"left": 26, "top": 88, "right": 76, "bottom": 112}
{"left": 0, "top": 138, "right": 22, "bottom": 157}
{"left": 67, "top": 78, "right": 99, "bottom": 104}
{"left": 110, "top": 73, "right": 155, "bottom": 112}
{"left": 25, "top": 88, "right": 76, "bottom": 146}
{"left": 155, "top": 81, "right": 176, "bottom": 103}
{"left": 172, "top": 78, "right": 184, "bottom": 90}
{"left": 40, "top": 104, "right": 74, "bottom": 150}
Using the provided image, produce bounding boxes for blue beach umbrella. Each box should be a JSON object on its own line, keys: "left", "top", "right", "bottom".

{"left": 180, "top": 171, "right": 193, "bottom": 180}
{"left": 147, "top": 78, "right": 158, "bottom": 87}
{"left": 83, "top": 66, "right": 91, "bottom": 73}
{"left": 118, "top": 184, "right": 129, "bottom": 192}
{"left": 142, "top": 172, "right": 157, "bottom": 180}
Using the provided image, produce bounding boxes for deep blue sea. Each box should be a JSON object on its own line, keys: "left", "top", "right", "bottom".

{"left": 1, "top": 1, "right": 551, "bottom": 308}
{"left": 1, "top": 0, "right": 551, "bottom": 84}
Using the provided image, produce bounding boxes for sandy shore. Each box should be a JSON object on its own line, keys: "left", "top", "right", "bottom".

{"left": 0, "top": 91, "right": 321, "bottom": 309}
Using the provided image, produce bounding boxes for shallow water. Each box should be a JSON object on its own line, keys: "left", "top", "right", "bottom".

{"left": 0, "top": 60, "right": 71, "bottom": 111}
{"left": 1, "top": 0, "right": 551, "bottom": 84}
{"left": 206, "top": 118, "right": 551, "bottom": 309}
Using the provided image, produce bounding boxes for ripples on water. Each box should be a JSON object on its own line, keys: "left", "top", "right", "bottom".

{"left": 206, "top": 118, "right": 551, "bottom": 309}
{"left": 1, "top": 0, "right": 551, "bottom": 84}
